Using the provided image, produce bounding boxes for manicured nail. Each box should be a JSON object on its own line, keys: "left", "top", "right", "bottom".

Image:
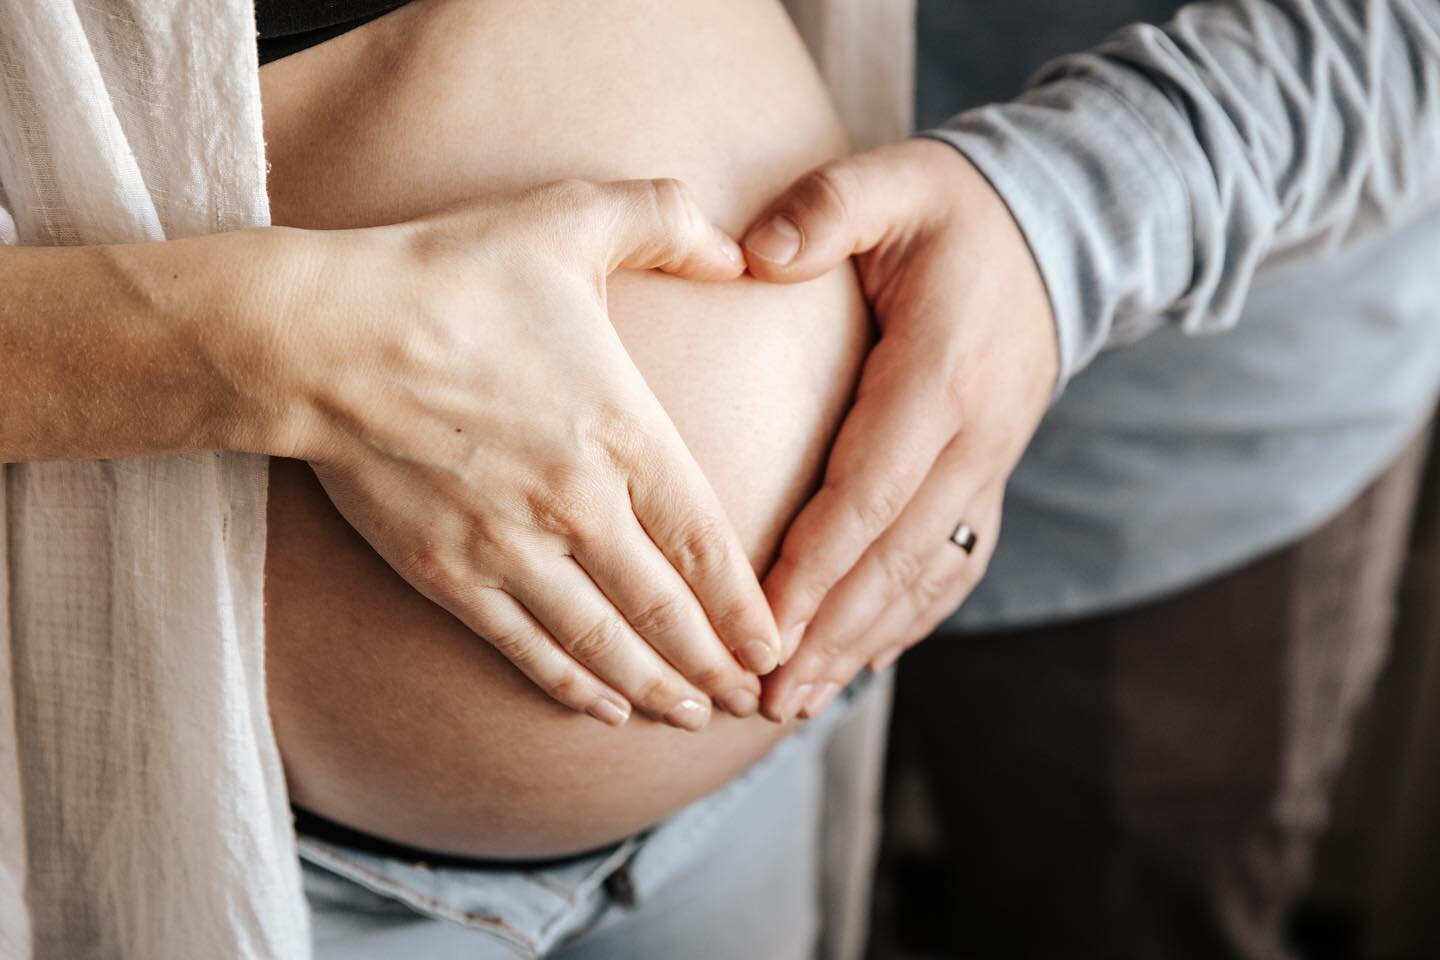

{"left": 663, "top": 698, "right": 711, "bottom": 732}
{"left": 586, "top": 697, "right": 631, "bottom": 728}
{"left": 799, "top": 682, "right": 840, "bottom": 720}
{"left": 739, "top": 640, "right": 779, "bottom": 675}
{"left": 780, "top": 622, "right": 809, "bottom": 663}
{"left": 720, "top": 236, "right": 744, "bottom": 265}
{"left": 745, "top": 215, "right": 801, "bottom": 266}
{"left": 719, "top": 688, "right": 759, "bottom": 717}
{"left": 871, "top": 648, "right": 902, "bottom": 673}
{"left": 779, "top": 683, "right": 814, "bottom": 722}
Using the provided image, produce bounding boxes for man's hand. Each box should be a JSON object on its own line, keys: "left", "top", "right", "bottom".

{"left": 742, "top": 139, "right": 1058, "bottom": 722}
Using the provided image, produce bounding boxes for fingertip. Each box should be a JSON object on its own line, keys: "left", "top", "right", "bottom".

{"left": 738, "top": 639, "right": 780, "bottom": 675}
{"left": 761, "top": 554, "right": 813, "bottom": 644}
{"left": 783, "top": 682, "right": 815, "bottom": 722}
{"left": 797, "top": 681, "right": 840, "bottom": 720}
{"left": 760, "top": 663, "right": 817, "bottom": 723}
{"left": 672, "top": 222, "right": 746, "bottom": 282}
{"left": 718, "top": 688, "right": 760, "bottom": 718}
{"left": 741, "top": 250, "right": 789, "bottom": 283}
{"left": 760, "top": 702, "right": 788, "bottom": 724}
{"left": 715, "top": 228, "right": 747, "bottom": 278}
{"left": 662, "top": 697, "right": 712, "bottom": 732}
{"left": 742, "top": 214, "right": 801, "bottom": 269}
{"left": 759, "top": 684, "right": 792, "bottom": 723}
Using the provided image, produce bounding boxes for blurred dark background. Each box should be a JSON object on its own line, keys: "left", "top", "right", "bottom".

{"left": 869, "top": 425, "right": 1440, "bottom": 960}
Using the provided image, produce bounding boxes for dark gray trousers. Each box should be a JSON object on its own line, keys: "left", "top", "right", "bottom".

{"left": 882, "top": 430, "right": 1430, "bottom": 960}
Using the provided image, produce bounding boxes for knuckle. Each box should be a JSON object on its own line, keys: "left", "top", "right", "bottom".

{"left": 632, "top": 675, "right": 685, "bottom": 711}
{"left": 812, "top": 636, "right": 849, "bottom": 665}
{"left": 825, "top": 654, "right": 862, "bottom": 686}
{"left": 586, "top": 405, "right": 651, "bottom": 472}
{"left": 545, "top": 672, "right": 589, "bottom": 708}
{"left": 487, "top": 626, "right": 539, "bottom": 668}
{"left": 911, "top": 568, "right": 953, "bottom": 607}
{"left": 877, "top": 545, "right": 926, "bottom": 592}
{"left": 668, "top": 515, "right": 732, "bottom": 575}
{"left": 777, "top": 566, "right": 831, "bottom": 617}
{"left": 646, "top": 177, "right": 697, "bottom": 234}
{"left": 685, "top": 661, "right": 733, "bottom": 693}
{"left": 565, "top": 617, "right": 625, "bottom": 663}
{"left": 701, "top": 595, "right": 759, "bottom": 644}
{"left": 476, "top": 540, "right": 529, "bottom": 580}
{"left": 399, "top": 542, "right": 456, "bottom": 594}
{"left": 463, "top": 515, "right": 521, "bottom": 569}
{"left": 524, "top": 472, "right": 605, "bottom": 541}
{"left": 626, "top": 593, "right": 689, "bottom": 640}
{"left": 770, "top": 550, "right": 834, "bottom": 611}
{"left": 844, "top": 479, "right": 907, "bottom": 538}
{"left": 803, "top": 163, "right": 859, "bottom": 224}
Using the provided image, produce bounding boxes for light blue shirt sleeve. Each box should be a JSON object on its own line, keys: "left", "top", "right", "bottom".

{"left": 924, "top": 0, "right": 1440, "bottom": 390}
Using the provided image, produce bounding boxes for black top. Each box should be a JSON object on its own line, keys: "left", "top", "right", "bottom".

{"left": 255, "top": 0, "right": 413, "bottom": 64}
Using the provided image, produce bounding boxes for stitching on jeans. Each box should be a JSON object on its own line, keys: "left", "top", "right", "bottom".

{"left": 532, "top": 839, "right": 641, "bottom": 945}
{"left": 520, "top": 870, "right": 574, "bottom": 900}
{"left": 299, "top": 840, "right": 540, "bottom": 954}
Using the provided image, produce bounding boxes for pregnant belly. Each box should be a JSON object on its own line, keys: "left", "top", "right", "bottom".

{"left": 260, "top": 0, "right": 870, "bottom": 858}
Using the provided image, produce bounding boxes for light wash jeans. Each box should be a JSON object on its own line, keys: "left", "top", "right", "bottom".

{"left": 301, "top": 672, "right": 892, "bottom": 960}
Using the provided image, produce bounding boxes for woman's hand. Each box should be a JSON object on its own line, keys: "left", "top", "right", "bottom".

{"left": 266, "top": 178, "right": 781, "bottom": 730}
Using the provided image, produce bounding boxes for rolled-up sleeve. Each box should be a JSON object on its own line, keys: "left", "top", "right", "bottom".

{"left": 924, "top": 0, "right": 1440, "bottom": 390}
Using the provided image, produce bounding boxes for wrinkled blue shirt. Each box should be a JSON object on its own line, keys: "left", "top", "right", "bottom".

{"left": 917, "top": 0, "right": 1440, "bottom": 626}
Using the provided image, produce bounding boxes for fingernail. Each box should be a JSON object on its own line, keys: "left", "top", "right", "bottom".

{"left": 719, "top": 688, "right": 759, "bottom": 717}
{"left": 871, "top": 648, "right": 902, "bottom": 673}
{"left": 779, "top": 683, "right": 814, "bottom": 722}
{"left": 799, "top": 682, "right": 840, "bottom": 720}
{"left": 745, "top": 215, "right": 801, "bottom": 265}
{"left": 721, "top": 236, "right": 744, "bottom": 265}
{"left": 586, "top": 697, "right": 631, "bottom": 728}
{"left": 780, "top": 621, "right": 809, "bottom": 663}
{"left": 739, "top": 640, "right": 779, "bottom": 675}
{"left": 663, "top": 698, "right": 711, "bottom": 732}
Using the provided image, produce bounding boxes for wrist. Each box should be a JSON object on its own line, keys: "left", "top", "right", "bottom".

{"left": 166, "top": 225, "right": 330, "bottom": 459}
{"left": 220, "top": 221, "right": 416, "bottom": 464}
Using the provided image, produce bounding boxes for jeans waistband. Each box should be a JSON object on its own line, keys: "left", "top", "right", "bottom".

{"left": 292, "top": 806, "right": 626, "bottom": 874}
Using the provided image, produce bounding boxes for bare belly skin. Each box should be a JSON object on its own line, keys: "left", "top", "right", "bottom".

{"left": 261, "top": 0, "right": 870, "bottom": 858}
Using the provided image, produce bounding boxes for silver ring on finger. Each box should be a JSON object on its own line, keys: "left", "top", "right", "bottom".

{"left": 949, "top": 521, "right": 978, "bottom": 555}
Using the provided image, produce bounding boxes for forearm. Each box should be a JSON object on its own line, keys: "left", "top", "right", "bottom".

{"left": 927, "top": 0, "right": 1440, "bottom": 387}
{"left": 0, "top": 228, "right": 316, "bottom": 463}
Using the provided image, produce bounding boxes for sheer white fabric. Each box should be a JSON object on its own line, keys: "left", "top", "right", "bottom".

{"left": 784, "top": 0, "right": 915, "bottom": 151}
{"left": 0, "top": 2, "right": 308, "bottom": 958}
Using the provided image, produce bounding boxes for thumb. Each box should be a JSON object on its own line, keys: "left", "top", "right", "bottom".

{"left": 741, "top": 153, "right": 892, "bottom": 283}
{"left": 743, "top": 139, "right": 958, "bottom": 283}
{"left": 576, "top": 177, "right": 745, "bottom": 282}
